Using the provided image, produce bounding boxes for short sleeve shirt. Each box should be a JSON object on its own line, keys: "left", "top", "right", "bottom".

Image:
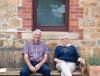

{"left": 23, "top": 40, "right": 49, "bottom": 61}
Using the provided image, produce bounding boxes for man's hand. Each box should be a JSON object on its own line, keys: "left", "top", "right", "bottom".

{"left": 54, "top": 58, "right": 63, "bottom": 63}
{"left": 78, "top": 57, "right": 85, "bottom": 65}
{"left": 35, "top": 63, "right": 41, "bottom": 71}
{"left": 29, "top": 65, "right": 36, "bottom": 73}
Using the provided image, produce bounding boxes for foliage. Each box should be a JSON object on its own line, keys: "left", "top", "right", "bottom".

{"left": 88, "top": 57, "right": 100, "bottom": 65}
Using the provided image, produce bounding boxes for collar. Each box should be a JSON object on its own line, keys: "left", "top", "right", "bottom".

{"left": 60, "top": 44, "right": 71, "bottom": 47}
{"left": 32, "top": 40, "right": 41, "bottom": 45}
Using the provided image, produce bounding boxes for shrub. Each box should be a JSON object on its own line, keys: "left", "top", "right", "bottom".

{"left": 88, "top": 57, "right": 100, "bottom": 65}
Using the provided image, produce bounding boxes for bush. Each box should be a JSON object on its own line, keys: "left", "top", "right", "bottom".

{"left": 88, "top": 57, "right": 100, "bottom": 65}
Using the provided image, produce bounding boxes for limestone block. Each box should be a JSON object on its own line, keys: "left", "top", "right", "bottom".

{"left": 9, "top": 0, "right": 21, "bottom": 6}
{"left": 81, "top": 40, "right": 96, "bottom": 47}
{"left": 3, "top": 40, "right": 9, "bottom": 47}
{"left": 14, "top": 39, "right": 24, "bottom": 48}
{"left": 91, "top": 32, "right": 100, "bottom": 39}
{"left": 83, "top": 28, "right": 96, "bottom": 39}
{"left": 9, "top": 18, "right": 22, "bottom": 29}
{"left": 80, "top": 0, "right": 97, "bottom": 7}
{"left": 96, "top": 19, "right": 100, "bottom": 27}
{"left": 3, "top": 8, "right": 17, "bottom": 18}
{"left": 0, "top": 40, "right": 3, "bottom": 46}
{"left": 96, "top": 28, "right": 100, "bottom": 32}
{"left": 79, "top": 18, "right": 96, "bottom": 28}
{"left": 69, "top": 40, "right": 80, "bottom": 47}
{"left": 92, "top": 7, "right": 100, "bottom": 17}
{"left": 79, "top": 47, "right": 90, "bottom": 59}
{"left": 96, "top": 40, "right": 100, "bottom": 47}
{"left": 8, "top": 40, "right": 14, "bottom": 47}
{"left": 0, "top": 0, "right": 9, "bottom": 10}
{"left": 93, "top": 48, "right": 100, "bottom": 57}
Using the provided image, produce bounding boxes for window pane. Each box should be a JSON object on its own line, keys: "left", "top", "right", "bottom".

{"left": 37, "top": 0, "right": 65, "bottom": 26}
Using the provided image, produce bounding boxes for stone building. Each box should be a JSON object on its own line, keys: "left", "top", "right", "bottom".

{"left": 0, "top": 0, "right": 100, "bottom": 62}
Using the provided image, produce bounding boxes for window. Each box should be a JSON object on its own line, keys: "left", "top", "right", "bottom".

{"left": 33, "top": 0, "right": 69, "bottom": 31}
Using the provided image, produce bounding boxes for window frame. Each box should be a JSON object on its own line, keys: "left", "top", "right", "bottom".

{"left": 32, "top": 0, "right": 69, "bottom": 31}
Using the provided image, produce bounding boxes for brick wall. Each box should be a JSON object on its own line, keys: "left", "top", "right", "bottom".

{"left": 69, "top": 0, "right": 84, "bottom": 39}
{"left": 0, "top": 0, "right": 100, "bottom": 60}
{"left": 18, "top": 0, "right": 32, "bottom": 29}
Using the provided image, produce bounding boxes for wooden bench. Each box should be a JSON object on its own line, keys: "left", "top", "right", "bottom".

{"left": 0, "top": 43, "right": 86, "bottom": 76}
{"left": 0, "top": 67, "right": 82, "bottom": 76}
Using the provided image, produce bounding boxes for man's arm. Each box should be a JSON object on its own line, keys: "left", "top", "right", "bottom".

{"left": 40, "top": 54, "right": 48, "bottom": 65}
{"left": 35, "top": 54, "right": 48, "bottom": 71}
{"left": 73, "top": 46, "right": 85, "bottom": 65}
{"left": 24, "top": 54, "right": 36, "bottom": 72}
{"left": 54, "top": 58, "right": 64, "bottom": 63}
{"left": 54, "top": 46, "right": 63, "bottom": 64}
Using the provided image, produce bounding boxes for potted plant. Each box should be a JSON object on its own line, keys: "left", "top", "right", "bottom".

{"left": 87, "top": 56, "right": 100, "bottom": 76}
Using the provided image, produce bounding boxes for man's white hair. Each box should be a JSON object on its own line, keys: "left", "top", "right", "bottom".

{"left": 33, "top": 29, "right": 42, "bottom": 35}
{"left": 59, "top": 34, "right": 68, "bottom": 39}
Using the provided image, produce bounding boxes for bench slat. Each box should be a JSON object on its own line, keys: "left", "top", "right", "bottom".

{"left": 0, "top": 68, "right": 81, "bottom": 76}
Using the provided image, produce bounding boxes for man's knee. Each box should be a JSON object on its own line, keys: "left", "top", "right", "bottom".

{"left": 42, "top": 66, "right": 51, "bottom": 74}
{"left": 45, "top": 67, "right": 51, "bottom": 73}
{"left": 44, "top": 67, "right": 51, "bottom": 73}
{"left": 43, "top": 68, "right": 51, "bottom": 76}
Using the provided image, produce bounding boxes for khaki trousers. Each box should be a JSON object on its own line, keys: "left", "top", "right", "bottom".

{"left": 56, "top": 61, "right": 76, "bottom": 76}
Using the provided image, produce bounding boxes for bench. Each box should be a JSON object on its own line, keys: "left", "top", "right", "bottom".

{"left": 0, "top": 67, "right": 82, "bottom": 76}
{"left": 0, "top": 42, "right": 86, "bottom": 76}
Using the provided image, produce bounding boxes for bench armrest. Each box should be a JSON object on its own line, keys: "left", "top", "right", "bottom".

{"left": 79, "top": 62, "right": 88, "bottom": 76}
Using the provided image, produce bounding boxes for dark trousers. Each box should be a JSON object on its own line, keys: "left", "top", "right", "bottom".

{"left": 20, "top": 61, "right": 51, "bottom": 76}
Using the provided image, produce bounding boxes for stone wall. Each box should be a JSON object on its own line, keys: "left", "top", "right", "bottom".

{"left": 0, "top": 0, "right": 100, "bottom": 61}
{"left": 79, "top": 0, "right": 100, "bottom": 59}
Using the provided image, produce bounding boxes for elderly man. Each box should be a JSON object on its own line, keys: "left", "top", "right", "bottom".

{"left": 54, "top": 34, "right": 85, "bottom": 76}
{"left": 20, "top": 29, "right": 51, "bottom": 76}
